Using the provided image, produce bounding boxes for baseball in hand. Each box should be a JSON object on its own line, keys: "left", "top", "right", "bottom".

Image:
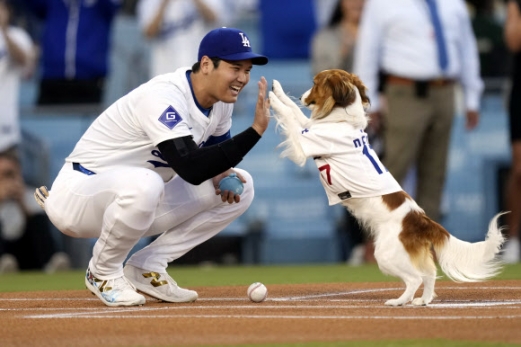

{"left": 247, "top": 282, "right": 268, "bottom": 303}
{"left": 219, "top": 173, "right": 244, "bottom": 195}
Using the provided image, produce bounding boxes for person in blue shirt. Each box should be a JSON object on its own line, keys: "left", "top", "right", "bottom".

{"left": 26, "top": 0, "right": 121, "bottom": 105}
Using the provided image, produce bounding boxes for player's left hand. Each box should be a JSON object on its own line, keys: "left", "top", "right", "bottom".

{"left": 251, "top": 77, "right": 270, "bottom": 136}
{"left": 212, "top": 169, "right": 246, "bottom": 204}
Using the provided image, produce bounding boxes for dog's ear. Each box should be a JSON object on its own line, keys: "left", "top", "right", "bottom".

{"left": 348, "top": 73, "right": 371, "bottom": 109}
{"left": 329, "top": 73, "right": 357, "bottom": 108}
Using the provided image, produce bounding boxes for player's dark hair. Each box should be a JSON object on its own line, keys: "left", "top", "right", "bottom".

{"left": 191, "top": 57, "right": 221, "bottom": 73}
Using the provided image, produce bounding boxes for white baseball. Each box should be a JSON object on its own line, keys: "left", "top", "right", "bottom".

{"left": 247, "top": 282, "right": 268, "bottom": 303}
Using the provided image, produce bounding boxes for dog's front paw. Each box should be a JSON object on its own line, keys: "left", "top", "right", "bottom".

{"left": 269, "top": 91, "right": 290, "bottom": 117}
{"left": 385, "top": 298, "right": 406, "bottom": 306}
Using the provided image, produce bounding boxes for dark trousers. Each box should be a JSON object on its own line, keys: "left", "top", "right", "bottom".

{"left": 37, "top": 78, "right": 105, "bottom": 105}
{"left": 0, "top": 214, "right": 57, "bottom": 270}
{"left": 383, "top": 82, "right": 455, "bottom": 221}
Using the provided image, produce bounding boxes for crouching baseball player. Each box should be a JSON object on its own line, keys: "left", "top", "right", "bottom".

{"left": 34, "top": 27, "right": 269, "bottom": 307}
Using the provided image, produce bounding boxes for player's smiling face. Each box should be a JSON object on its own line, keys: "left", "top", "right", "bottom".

{"left": 209, "top": 59, "right": 252, "bottom": 104}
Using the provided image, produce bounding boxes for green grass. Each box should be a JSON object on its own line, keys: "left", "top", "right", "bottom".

{"left": 1, "top": 262, "right": 520, "bottom": 292}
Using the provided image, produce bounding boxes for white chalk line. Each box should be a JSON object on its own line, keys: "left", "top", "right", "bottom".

{"left": 3, "top": 301, "right": 521, "bottom": 314}
{"left": 0, "top": 285, "right": 519, "bottom": 320}
{"left": 23, "top": 313, "right": 521, "bottom": 320}
{"left": 2, "top": 285, "right": 520, "bottom": 303}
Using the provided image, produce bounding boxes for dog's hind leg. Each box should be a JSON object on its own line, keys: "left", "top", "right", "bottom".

{"left": 409, "top": 249, "right": 438, "bottom": 306}
{"left": 384, "top": 274, "right": 423, "bottom": 306}
{"left": 412, "top": 265, "right": 437, "bottom": 306}
{"left": 411, "top": 275, "right": 436, "bottom": 306}
{"left": 375, "top": 244, "right": 423, "bottom": 306}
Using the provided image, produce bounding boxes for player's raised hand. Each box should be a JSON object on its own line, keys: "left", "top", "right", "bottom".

{"left": 251, "top": 77, "right": 270, "bottom": 136}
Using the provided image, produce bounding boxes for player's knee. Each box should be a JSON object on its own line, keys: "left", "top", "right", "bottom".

{"left": 124, "top": 170, "right": 165, "bottom": 209}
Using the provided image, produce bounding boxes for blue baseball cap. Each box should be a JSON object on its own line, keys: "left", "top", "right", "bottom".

{"left": 198, "top": 27, "right": 268, "bottom": 65}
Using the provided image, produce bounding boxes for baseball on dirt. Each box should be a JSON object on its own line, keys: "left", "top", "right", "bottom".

{"left": 219, "top": 173, "right": 244, "bottom": 195}
{"left": 247, "top": 282, "right": 268, "bottom": 303}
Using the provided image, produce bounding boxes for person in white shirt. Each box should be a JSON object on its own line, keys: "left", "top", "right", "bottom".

{"left": 0, "top": 0, "right": 34, "bottom": 154}
{"left": 137, "top": 0, "right": 228, "bottom": 77}
{"left": 353, "top": 0, "right": 483, "bottom": 222}
{"left": 35, "top": 27, "right": 269, "bottom": 307}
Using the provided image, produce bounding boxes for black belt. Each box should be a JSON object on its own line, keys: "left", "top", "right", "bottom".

{"left": 386, "top": 75, "right": 454, "bottom": 98}
{"left": 72, "top": 162, "right": 96, "bottom": 175}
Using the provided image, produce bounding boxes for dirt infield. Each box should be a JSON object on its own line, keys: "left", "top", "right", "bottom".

{"left": 1, "top": 280, "right": 521, "bottom": 347}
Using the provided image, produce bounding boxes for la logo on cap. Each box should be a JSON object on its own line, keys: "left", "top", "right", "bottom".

{"left": 198, "top": 27, "right": 268, "bottom": 65}
{"left": 239, "top": 33, "right": 250, "bottom": 48}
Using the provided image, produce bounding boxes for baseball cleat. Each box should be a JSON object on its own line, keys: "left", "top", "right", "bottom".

{"left": 85, "top": 267, "right": 146, "bottom": 307}
{"left": 124, "top": 265, "right": 198, "bottom": 303}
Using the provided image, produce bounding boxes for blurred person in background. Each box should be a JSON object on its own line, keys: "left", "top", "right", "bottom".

{"left": 26, "top": 0, "right": 121, "bottom": 105}
{"left": 354, "top": 0, "right": 483, "bottom": 224}
{"left": 468, "top": 0, "right": 509, "bottom": 79}
{"left": 311, "top": 0, "right": 375, "bottom": 265}
{"left": 502, "top": 0, "right": 521, "bottom": 263}
{"left": 0, "top": 0, "right": 35, "bottom": 155}
{"left": 0, "top": 152, "right": 70, "bottom": 274}
{"left": 137, "top": 0, "right": 228, "bottom": 78}
{"left": 310, "top": 0, "right": 364, "bottom": 75}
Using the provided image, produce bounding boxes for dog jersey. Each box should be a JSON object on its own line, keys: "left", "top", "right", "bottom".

{"left": 66, "top": 67, "right": 233, "bottom": 182}
{"left": 299, "top": 122, "right": 402, "bottom": 205}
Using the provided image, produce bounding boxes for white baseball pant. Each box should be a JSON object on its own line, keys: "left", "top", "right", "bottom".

{"left": 44, "top": 164, "right": 254, "bottom": 280}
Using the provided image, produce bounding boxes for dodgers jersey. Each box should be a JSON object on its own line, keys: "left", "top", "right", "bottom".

{"left": 66, "top": 67, "right": 233, "bottom": 181}
{"left": 0, "top": 26, "right": 34, "bottom": 151}
{"left": 299, "top": 122, "right": 402, "bottom": 205}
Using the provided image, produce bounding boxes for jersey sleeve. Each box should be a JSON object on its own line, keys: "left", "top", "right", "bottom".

{"left": 9, "top": 27, "right": 34, "bottom": 71}
{"left": 134, "top": 88, "right": 194, "bottom": 146}
{"left": 136, "top": 0, "right": 161, "bottom": 29}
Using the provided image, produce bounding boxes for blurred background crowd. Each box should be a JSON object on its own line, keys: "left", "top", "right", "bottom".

{"left": 0, "top": 0, "right": 519, "bottom": 273}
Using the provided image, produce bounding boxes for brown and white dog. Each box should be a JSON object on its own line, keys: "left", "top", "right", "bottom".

{"left": 269, "top": 69, "right": 505, "bottom": 306}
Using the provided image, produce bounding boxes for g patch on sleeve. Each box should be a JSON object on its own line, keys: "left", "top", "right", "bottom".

{"left": 158, "top": 105, "right": 183, "bottom": 129}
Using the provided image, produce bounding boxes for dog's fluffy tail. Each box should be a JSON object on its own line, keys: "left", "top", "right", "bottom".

{"left": 435, "top": 212, "right": 506, "bottom": 282}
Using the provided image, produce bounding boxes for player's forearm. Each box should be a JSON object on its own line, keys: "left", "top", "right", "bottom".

{"left": 1, "top": 28, "right": 31, "bottom": 66}
{"left": 158, "top": 127, "right": 261, "bottom": 185}
{"left": 144, "top": 0, "right": 169, "bottom": 38}
{"left": 193, "top": 0, "right": 217, "bottom": 23}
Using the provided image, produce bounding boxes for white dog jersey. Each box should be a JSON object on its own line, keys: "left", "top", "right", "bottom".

{"left": 299, "top": 122, "right": 402, "bottom": 205}
{"left": 66, "top": 67, "right": 233, "bottom": 181}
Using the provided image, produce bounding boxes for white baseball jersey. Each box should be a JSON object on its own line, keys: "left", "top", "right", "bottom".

{"left": 299, "top": 122, "right": 402, "bottom": 205}
{"left": 0, "top": 26, "right": 33, "bottom": 151}
{"left": 137, "top": 0, "right": 228, "bottom": 77}
{"left": 66, "top": 67, "right": 233, "bottom": 181}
